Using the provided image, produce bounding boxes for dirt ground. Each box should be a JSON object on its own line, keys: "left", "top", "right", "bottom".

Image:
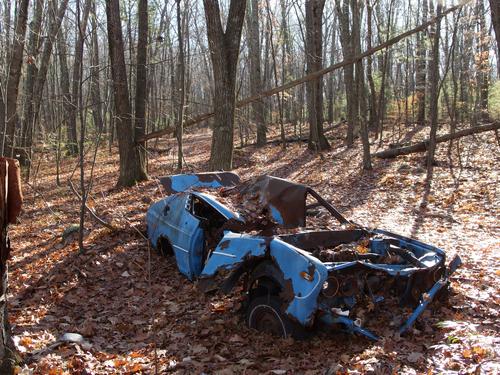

{"left": 8, "top": 124, "right": 500, "bottom": 374}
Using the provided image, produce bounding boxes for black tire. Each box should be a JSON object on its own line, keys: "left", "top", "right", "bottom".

{"left": 246, "top": 295, "right": 294, "bottom": 338}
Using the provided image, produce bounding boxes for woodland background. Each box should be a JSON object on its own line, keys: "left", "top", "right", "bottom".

{"left": 0, "top": 0, "right": 499, "bottom": 373}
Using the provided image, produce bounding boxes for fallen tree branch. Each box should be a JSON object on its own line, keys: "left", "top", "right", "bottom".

{"left": 373, "top": 122, "right": 500, "bottom": 159}
{"left": 237, "top": 121, "right": 346, "bottom": 148}
{"left": 137, "top": 1, "right": 469, "bottom": 144}
{"left": 68, "top": 181, "right": 117, "bottom": 231}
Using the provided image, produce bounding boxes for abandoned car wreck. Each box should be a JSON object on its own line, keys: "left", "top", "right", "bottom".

{"left": 146, "top": 173, "right": 461, "bottom": 340}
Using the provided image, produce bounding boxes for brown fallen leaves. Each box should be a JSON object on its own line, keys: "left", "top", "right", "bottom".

{"left": 7, "top": 124, "right": 500, "bottom": 373}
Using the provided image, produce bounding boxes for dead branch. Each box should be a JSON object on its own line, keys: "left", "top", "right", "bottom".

{"left": 373, "top": 122, "right": 500, "bottom": 159}
{"left": 237, "top": 121, "right": 346, "bottom": 148}
{"left": 137, "top": 1, "right": 469, "bottom": 144}
{"left": 68, "top": 181, "right": 117, "bottom": 231}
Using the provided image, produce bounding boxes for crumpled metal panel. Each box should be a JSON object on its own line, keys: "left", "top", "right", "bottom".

{"left": 159, "top": 172, "right": 240, "bottom": 195}
{"left": 200, "top": 232, "right": 268, "bottom": 276}
{"left": 199, "top": 232, "right": 329, "bottom": 326}
{"left": 269, "top": 237, "right": 329, "bottom": 326}
{"left": 236, "top": 175, "right": 309, "bottom": 228}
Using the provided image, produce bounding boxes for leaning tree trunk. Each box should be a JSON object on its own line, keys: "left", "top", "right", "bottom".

{"left": 374, "top": 122, "right": 500, "bottom": 159}
{"left": 0, "top": 158, "right": 22, "bottom": 374}
{"left": 305, "top": 0, "right": 330, "bottom": 151}
{"left": 203, "top": 0, "right": 246, "bottom": 171}
{"left": 106, "top": 0, "right": 148, "bottom": 187}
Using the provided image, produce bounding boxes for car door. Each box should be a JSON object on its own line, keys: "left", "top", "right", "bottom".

{"left": 161, "top": 193, "right": 204, "bottom": 279}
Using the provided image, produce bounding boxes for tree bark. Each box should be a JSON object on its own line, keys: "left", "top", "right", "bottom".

{"left": 175, "top": 0, "right": 185, "bottom": 169}
{"left": 3, "top": 0, "right": 30, "bottom": 157}
{"left": 490, "top": 0, "right": 500, "bottom": 77}
{"left": 90, "top": 0, "right": 104, "bottom": 133}
{"left": 475, "top": 0, "right": 489, "bottom": 121}
{"left": 366, "top": 0, "right": 378, "bottom": 130}
{"left": 203, "top": 0, "right": 246, "bottom": 171}
{"left": 415, "top": 0, "right": 428, "bottom": 126}
{"left": 106, "top": 0, "right": 148, "bottom": 186}
{"left": 0, "top": 158, "right": 22, "bottom": 373}
{"left": 426, "top": 3, "right": 441, "bottom": 178}
{"left": 23, "top": 0, "right": 69, "bottom": 163}
{"left": 20, "top": 0, "right": 44, "bottom": 161}
{"left": 336, "top": 0, "right": 358, "bottom": 147}
{"left": 135, "top": 0, "right": 148, "bottom": 168}
{"left": 373, "top": 122, "right": 500, "bottom": 158}
{"left": 246, "top": 0, "right": 266, "bottom": 146}
{"left": 306, "top": 0, "right": 330, "bottom": 151}
{"left": 66, "top": 0, "right": 91, "bottom": 156}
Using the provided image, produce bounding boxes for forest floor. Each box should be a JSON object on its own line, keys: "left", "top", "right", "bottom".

{"left": 7, "top": 122, "right": 500, "bottom": 374}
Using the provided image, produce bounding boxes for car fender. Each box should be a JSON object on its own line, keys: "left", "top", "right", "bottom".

{"left": 198, "top": 232, "right": 328, "bottom": 327}
{"left": 269, "top": 237, "right": 329, "bottom": 326}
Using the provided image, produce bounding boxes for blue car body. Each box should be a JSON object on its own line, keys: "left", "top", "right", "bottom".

{"left": 147, "top": 173, "right": 461, "bottom": 340}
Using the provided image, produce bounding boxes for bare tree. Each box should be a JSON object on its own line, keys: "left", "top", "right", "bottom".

{"left": 135, "top": 0, "right": 148, "bottom": 169}
{"left": 416, "top": 0, "right": 428, "bottom": 126}
{"left": 305, "top": 0, "right": 330, "bottom": 151}
{"left": 203, "top": 0, "right": 246, "bottom": 171}
{"left": 3, "top": 0, "right": 30, "bottom": 157}
{"left": 426, "top": 3, "right": 442, "bottom": 180}
{"left": 90, "top": 0, "right": 104, "bottom": 133}
{"left": 491, "top": 0, "right": 500, "bottom": 76}
{"left": 246, "top": 0, "right": 266, "bottom": 146}
{"left": 175, "top": 0, "right": 186, "bottom": 169}
{"left": 106, "top": 0, "right": 148, "bottom": 186}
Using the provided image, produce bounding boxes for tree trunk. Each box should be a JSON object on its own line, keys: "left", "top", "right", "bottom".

{"left": 306, "top": 0, "right": 330, "bottom": 151}
{"left": 20, "top": 0, "right": 44, "bottom": 161}
{"left": 366, "top": 0, "right": 378, "bottom": 130}
{"left": 56, "top": 28, "right": 73, "bottom": 156}
{"left": 475, "top": 0, "right": 489, "bottom": 121}
{"left": 426, "top": 3, "right": 441, "bottom": 179}
{"left": 24, "top": 0, "right": 69, "bottom": 164}
{"left": 3, "top": 0, "right": 30, "bottom": 157}
{"left": 336, "top": 0, "right": 358, "bottom": 147}
{"left": 374, "top": 122, "right": 500, "bottom": 158}
{"left": 203, "top": 0, "right": 246, "bottom": 171}
{"left": 106, "top": 0, "right": 148, "bottom": 186}
{"left": 135, "top": 0, "right": 148, "bottom": 168}
{"left": 415, "top": 0, "right": 428, "bottom": 126}
{"left": 0, "top": 158, "right": 22, "bottom": 374}
{"left": 90, "top": 0, "right": 104, "bottom": 133}
{"left": 175, "top": 0, "right": 185, "bottom": 169}
{"left": 490, "top": 0, "right": 500, "bottom": 77}
{"left": 352, "top": 0, "right": 371, "bottom": 169}
{"left": 66, "top": 0, "right": 91, "bottom": 156}
{"left": 246, "top": 0, "right": 266, "bottom": 146}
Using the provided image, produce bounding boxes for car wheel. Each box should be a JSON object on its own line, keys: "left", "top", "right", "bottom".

{"left": 246, "top": 295, "right": 294, "bottom": 338}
